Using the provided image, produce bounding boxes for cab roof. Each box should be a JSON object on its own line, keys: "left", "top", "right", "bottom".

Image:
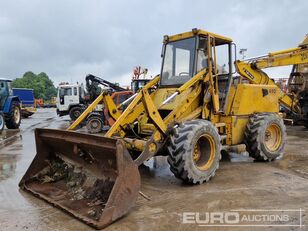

{"left": 58, "top": 83, "right": 82, "bottom": 87}
{"left": 0, "top": 78, "right": 12, "bottom": 82}
{"left": 164, "top": 28, "right": 233, "bottom": 45}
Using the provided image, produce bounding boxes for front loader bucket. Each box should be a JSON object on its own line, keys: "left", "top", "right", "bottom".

{"left": 19, "top": 128, "right": 141, "bottom": 229}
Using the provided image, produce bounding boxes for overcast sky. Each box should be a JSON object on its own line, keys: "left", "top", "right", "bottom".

{"left": 0, "top": 0, "right": 307, "bottom": 86}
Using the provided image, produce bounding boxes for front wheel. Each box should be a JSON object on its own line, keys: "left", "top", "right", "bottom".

{"left": 86, "top": 115, "right": 104, "bottom": 133}
{"left": 167, "top": 120, "right": 221, "bottom": 184}
{"left": 69, "top": 106, "right": 83, "bottom": 121}
{"left": 0, "top": 112, "right": 4, "bottom": 133}
{"left": 5, "top": 101, "right": 21, "bottom": 129}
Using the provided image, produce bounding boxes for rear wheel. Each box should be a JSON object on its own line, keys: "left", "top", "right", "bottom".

{"left": 5, "top": 101, "right": 21, "bottom": 129}
{"left": 69, "top": 106, "right": 83, "bottom": 121}
{"left": 167, "top": 120, "right": 221, "bottom": 184}
{"left": 245, "top": 113, "right": 286, "bottom": 161}
{"left": 0, "top": 112, "right": 4, "bottom": 133}
{"left": 86, "top": 115, "right": 104, "bottom": 133}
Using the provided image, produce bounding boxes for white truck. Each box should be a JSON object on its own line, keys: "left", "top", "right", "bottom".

{"left": 56, "top": 75, "right": 122, "bottom": 121}
{"left": 56, "top": 83, "right": 87, "bottom": 120}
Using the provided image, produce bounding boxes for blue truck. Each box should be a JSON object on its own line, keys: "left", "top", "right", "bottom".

{"left": 0, "top": 78, "right": 21, "bottom": 132}
{"left": 12, "top": 88, "right": 36, "bottom": 118}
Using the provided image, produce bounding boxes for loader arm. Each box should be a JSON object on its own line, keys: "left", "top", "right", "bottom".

{"left": 67, "top": 92, "right": 122, "bottom": 131}
{"left": 102, "top": 69, "right": 209, "bottom": 165}
{"left": 104, "top": 76, "right": 160, "bottom": 138}
{"left": 104, "top": 69, "right": 208, "bottom": 138}
{"left": 86, "top": 74, "right": 127, "bottom": 92}
{"left": 235, "top": 43, "right": 308, "bottom": 113}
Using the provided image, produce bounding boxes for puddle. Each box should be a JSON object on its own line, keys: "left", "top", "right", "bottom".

{"left": 0, "top": 154, "right": 20, "bottom": 181}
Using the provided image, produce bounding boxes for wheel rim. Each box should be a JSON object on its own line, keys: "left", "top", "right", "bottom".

{"left": 74, "top": 111, "right": 81, "bottom": 118}
{"left": 14, "top": 108, "right": 20, "bottom": 123}
{"left": 264, "top": 123, "right": 282, "bottom": 152}
{"left": 193, "top": 134, "right": 215, "bottom": 171}
{"left": 88, "top": 118, "right": 102, "bottom": 132}
{"left": 91, "top": 120, "right": 99, "bottom": 129}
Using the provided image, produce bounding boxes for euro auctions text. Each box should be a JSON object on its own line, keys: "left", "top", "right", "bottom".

{"left": 181, "top": 209, "right": 304, "bottom": 227}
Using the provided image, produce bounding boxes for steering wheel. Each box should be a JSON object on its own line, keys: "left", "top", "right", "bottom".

{"left": 179, "top": 72, "right": 189, "bottom": 76}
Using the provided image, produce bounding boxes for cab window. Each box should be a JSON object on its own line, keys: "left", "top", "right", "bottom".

{"left": 60, "top": 87, "right": 72, "bottom": 97}
{"left": 161, "top": 37, "right": 196, "bottom": 86}
{"left": 74, "top": 87, "right": 78, "bottom": 96}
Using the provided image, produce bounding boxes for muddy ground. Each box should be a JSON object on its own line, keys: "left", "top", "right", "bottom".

{"left": 0, "top": 108, "right": 307, "bottom": 231}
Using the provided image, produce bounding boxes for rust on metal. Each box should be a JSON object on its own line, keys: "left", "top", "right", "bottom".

{"left": 19, "top": 128, "right": 141, "bottom": 229}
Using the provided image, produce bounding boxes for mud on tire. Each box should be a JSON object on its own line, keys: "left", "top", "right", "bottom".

{"left": 245, "top": 113, "right": 286, "bottom": 161}
{"left": 5, "top": 101, "right": 21, "bottom": 129}
{"left": 167, "top": 120, "right": 221, "bottom": 184}
{"left": 86, "top": 114, "right": 104, "bottom": 134}
{"left": 69, "top": 106, "right": 83, "bottom": 121}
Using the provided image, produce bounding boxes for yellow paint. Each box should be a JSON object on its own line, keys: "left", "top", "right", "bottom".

{"left": 75, "top": 29, "right": 307, "bottom": 158}
{"left": 229, "top": 84, "right": 280, "bottom": 115}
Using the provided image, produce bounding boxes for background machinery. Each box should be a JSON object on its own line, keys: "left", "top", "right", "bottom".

{"left": 131, "top": 66, "right": 152, "bottom": 92}
{"left": 56, "top": 74, "right": 133, "bottom": 121}
{"left": 235, "top": 35, "right": 308, "bottom": 128}
{"left": 20, "top": 29, "right": 308, "bottom": 229}
{"left": 286, "top": 35, "right": 308, "bottom": 127}
{"left": 12, "top": 88, "right": 36, "bottom": 118}
{"left": 68, "top": 73, "right": 151, "bottom": 133}
{"left": 56, "top": 82, "right": 87, "bottom": 120}
{"left": 79, "top": 74, "right": 134, "bottom": 133}
{"left": 0, "top": 78, "right": 21, "bottom": 130}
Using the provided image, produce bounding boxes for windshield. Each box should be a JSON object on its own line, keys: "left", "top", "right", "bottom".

{"left": 0, "top": 81, "right": 9, "bottom": 96}
{"left": 0, "top": 81, "right": 9, "bottom": 109}
{"left": 161, "top": 37, "right": 196, "bottom": 86}
{"left": 59, "top": 87, "right": 72, "bottom": 97}
{"left": 132, "top": 80, "right": 147, "bottom": 92}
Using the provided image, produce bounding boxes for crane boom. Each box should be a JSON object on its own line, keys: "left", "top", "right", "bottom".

{"left": 85, "top": 74, "right": 126, "bottom": 92}
{"left": 235, "top": 37, "right": 308, "bottom": 113}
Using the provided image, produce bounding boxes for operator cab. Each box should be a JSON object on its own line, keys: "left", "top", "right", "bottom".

{"left": 57, "top": 84, "right": 85, "bottom": 105}
{"left": 0, "top": 79, "right": 12, "bottom": 110}
{"left": 160, "top": 29, "right": 234, "bottom": 110}
{"left": 131, "top": 79, "right": 151, "bottom": 93}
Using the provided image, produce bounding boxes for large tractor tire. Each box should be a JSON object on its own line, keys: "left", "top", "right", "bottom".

{"left": 86, "top": 114, "right": 104, "bottom": 134}
{"left": 245, "top": 113, "right": 286, "bottom": 161}
{"left": 5, "top": 101, "right": 21, "bottom": 129}
{"left": 167, "top": 120, "right": 221, "bottom": 184}
{"left": 69, "top": 106, "right": 83, "bottom": 121}
{"left": 0, "top": 112, "right": 4, "bottom": 133}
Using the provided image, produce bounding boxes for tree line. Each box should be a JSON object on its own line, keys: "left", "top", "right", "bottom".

{"left": 12, "top": 72, "right": 57, "bottom": 100}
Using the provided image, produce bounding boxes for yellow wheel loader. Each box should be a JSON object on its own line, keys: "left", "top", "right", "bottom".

{"left": 19, "top": 28, "right": 308, "bottom": 229}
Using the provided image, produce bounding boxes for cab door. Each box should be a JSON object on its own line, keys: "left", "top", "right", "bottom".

{"left": 0, "top": 81, "right": 9, "bottom": 110}
{"left": 64, "top": 87, "right": 79, "bottom": 107}
{"left": 58, "top": 87, "right": 78, "bottom": 111}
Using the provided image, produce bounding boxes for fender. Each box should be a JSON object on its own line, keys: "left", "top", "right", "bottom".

{"left": 69, "top": 104, "right": 86, "bottom": 116}
{"left": 68, "top": 103, "right": 86, "bottom": 111}
{"left": 3, "top": 96, "right": 20, "bottom": 114}
{"left": 57, "top": 104, "right": 83, "bottom": 117}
